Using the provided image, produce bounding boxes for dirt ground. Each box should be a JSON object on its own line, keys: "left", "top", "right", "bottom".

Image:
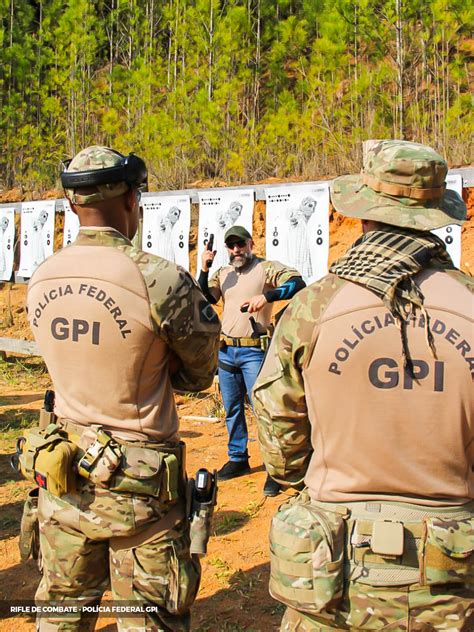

{"left": 0, "top": 186, "right": 472, "bottom": 631}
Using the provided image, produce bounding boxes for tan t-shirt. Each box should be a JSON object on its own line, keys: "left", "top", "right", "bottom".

{"left": 208, "top": 256, "right": 300, "bottom": 338}
{"left": 27, "top": 228, "right": 220, "bottom": 442}
{"left": 254, "top": 269, "right": 473, "bottom": 506}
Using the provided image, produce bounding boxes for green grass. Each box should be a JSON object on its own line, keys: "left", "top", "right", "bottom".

{"left": 0, "top": 409, "right": 40, "bottom": 439}
{"left": 242, "top": 499, "right": 264, "bottom": 519}
{"left": 0, "top": 356, "right": 50, "bottom": 390}
{"left": 261, "top": 602, "right": 286, "bottom": 616}
{"left": 208, "top": 556, "right": 233, "bottom": 583}
{"left": 213, "top": 511, "right": 248, "bottom": 535}
{"left": 206, "top": 393, "right": 226, "bottom": 419}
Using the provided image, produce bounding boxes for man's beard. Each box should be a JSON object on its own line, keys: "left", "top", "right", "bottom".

{"left": 230, "top": 252, "right": 253, "bottom": 269}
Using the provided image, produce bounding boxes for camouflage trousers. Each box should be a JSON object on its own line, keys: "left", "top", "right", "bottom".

{"left": 280, "top": 583, "right": 474, "bottom": 630}
{"left": 35, "top": 481, "right": 200, "bottom": 632}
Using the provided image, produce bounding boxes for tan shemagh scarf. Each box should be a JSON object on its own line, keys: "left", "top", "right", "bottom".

{"left": 329, "top": 226, "right": 455, "bottom": 368}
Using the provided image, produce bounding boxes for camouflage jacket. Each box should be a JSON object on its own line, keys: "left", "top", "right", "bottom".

{"left": 253, "top": 269, "right": 473, "bottom": 504}
{"left": 253, "top": 275, "right": 344, "bottom": 488}
{"left": 27, "top": 228, "right": 221, "bottom": 441}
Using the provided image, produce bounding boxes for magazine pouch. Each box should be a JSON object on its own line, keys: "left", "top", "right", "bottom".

{"left": 269, "top": 490, "right": 346, "bottom": 614}
{"left": 421, "top": 515, "right": 474, "bottom": 586}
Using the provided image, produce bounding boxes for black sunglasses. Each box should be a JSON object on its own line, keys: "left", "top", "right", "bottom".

{"left": 225, "top": 239, "right": 246, "bottom": 248}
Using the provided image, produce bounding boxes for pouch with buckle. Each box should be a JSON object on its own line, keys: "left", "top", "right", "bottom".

{"left": 76, "top": 426, "right": 122, "bottom": 487}
{"left": 421, "top": 515, "right": 474, "bottom": 586}
{"left": 108, "top": 444, "right": 182, "bottom": 500}
{"left": 269, "top": 490, "right": 345, "bottom": 614}
{"left": 18, "top": 423, "right": 77, "bottom": 497}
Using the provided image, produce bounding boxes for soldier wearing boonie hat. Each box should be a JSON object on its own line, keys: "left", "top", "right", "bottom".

{"left": 253, "top": 140, "right": 473, "bottom": 630}
{"left": 25, "top": 145, "right": 220, "bottom": 630}
{"left": 331, "top": 139, "right": 466, "bottom": 230}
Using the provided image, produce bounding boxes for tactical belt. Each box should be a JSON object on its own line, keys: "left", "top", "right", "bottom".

{"left": 57, "top": 418, "right": 185, "bottom": 501}
{"left": 311, "top": 498, "right": 474, "bottom": 586}
{"left": 221, "top": 334, "right": 262, "bottom": 347}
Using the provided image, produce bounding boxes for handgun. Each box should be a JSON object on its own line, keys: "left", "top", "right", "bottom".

{"left": 204, "top": 234, "right": 215, "bottom": 271}
{"left": 206, "top": 233, "right": 214, "bottom": 252}
{"left": 189, "top": 468, "right": 218, "bottom": 556}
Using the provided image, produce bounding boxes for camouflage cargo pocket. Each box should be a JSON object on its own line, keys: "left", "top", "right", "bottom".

{"left": 130, "top": 523, "right": 201, "bottom": 616}
{"left": 421, "top": 515, "right": 474, "bottom": 586}
{"left": 167, "top": 536, "right": 201, "bottom": 614}
{"left": 269, "top": 491, "right": 345, "bottom": 615}
{"left": 109, "top": 446, "right": 164, "bottom": 497}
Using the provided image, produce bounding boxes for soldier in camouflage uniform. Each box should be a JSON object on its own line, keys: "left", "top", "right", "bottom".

{"left": 253, "top": 141, "right": 473, "bottom": 630}
{"left": 26, "top": 146, "right": 220, "bottom": 631}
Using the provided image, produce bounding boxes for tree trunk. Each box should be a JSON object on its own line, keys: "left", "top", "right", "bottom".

{"left": 395, "top": 0, "right": 404, "bottom": 138}
{"left": 208, "top": 0, "right": 214, "bottom": 101}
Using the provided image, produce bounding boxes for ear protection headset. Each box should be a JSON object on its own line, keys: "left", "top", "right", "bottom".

{"left": 60, "top": 152, "right": 148, "bottom": 190}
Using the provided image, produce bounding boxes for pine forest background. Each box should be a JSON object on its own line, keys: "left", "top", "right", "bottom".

{"left": 1, "top": 0, "right": 473, "bottom": 192}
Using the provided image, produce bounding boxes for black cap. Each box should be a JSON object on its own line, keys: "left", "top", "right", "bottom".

{"left": 224, "top": 225, "right": 252, "bottom": 243}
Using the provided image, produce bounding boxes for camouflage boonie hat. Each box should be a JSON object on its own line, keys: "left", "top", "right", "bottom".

{"left": 331, "top": 140, "right": 466, "bottom": 231}
{"left": 63, "top": 145, "right": 129, "bottom": 205}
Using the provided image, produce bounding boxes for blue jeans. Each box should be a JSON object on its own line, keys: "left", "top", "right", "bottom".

{"left": 218, "top": 345, "right": 265, "bottom": 462}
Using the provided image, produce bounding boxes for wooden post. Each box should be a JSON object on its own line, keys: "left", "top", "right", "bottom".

{"left": 4, "top": 282, "right": 14, "bottom": 328}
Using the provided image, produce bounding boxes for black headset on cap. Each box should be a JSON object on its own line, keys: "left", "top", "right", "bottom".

{"left": 60, "top": 151, "right": 148, "bottom": 191}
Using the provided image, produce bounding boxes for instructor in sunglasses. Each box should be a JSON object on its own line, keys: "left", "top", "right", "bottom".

{"left": 198, "top": 225, "right": 305, "bottom": 496}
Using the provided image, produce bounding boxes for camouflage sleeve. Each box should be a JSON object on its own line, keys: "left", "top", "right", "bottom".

{"left": 263, "top": 260, "right": 302, "bottom": 288}
{"left": 147, "top": 265, "right": 221, "bottom": 392}
{"left": 252, "top": 294, "right": 313, "bottom": 488}
{"left": 253, "top": 275, "right": 346, "bottom": 488}
{"left": 444, "top": 269, "right": 474, "bottom": 292}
